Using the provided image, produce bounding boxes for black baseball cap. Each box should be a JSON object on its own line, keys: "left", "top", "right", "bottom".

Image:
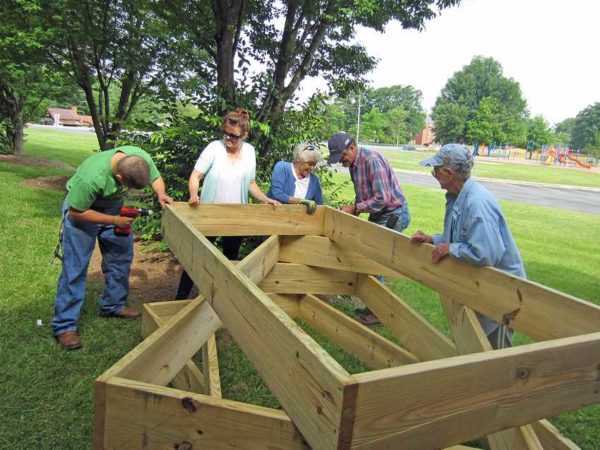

{"left": 327, "top": 132, "right": 353, "bottom": 164}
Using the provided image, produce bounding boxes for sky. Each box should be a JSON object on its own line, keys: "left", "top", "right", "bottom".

{"left": 299, "top": 0, "right": 600, "bottom": 125}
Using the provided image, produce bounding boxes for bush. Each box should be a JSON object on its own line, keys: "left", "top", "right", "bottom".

{"left": 119, "top": 97, "right": 348, "bottom": 240}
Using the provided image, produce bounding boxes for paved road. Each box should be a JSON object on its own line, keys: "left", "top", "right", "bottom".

{"left": 395, "top": 170, "right": 600, "bottom": 215}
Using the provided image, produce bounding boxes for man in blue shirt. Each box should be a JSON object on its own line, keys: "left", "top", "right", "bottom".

{"left": 410, "top": 144, "right": 525, "bottom": 349}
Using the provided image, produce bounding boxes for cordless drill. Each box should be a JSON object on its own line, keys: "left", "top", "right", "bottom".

{"left": 114, "top": 206, "right": 153, "bottom": 236}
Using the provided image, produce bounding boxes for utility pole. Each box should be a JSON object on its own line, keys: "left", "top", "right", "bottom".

{"left": 356, "top": 92, "right": 361, "bottom": 144}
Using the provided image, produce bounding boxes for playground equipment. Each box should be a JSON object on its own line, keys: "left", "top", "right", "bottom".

{"left": 567, "top": 153, "right": 592, "bottom": 169}
{"left": 95, "top": 203, "right": 600, "bottom": 450}
{"left": 544, "top": 148, "right": 556, "bottom": 165}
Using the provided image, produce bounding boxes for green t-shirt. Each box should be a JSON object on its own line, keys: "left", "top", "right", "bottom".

{"left": 65, "top": 146, "right": 160, "bottom": 211}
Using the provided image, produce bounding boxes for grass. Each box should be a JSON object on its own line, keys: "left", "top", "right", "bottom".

{"left": 23, "top": 126, "right": 99, "bottom": 167}
{"left": 381, "top": 148, "right": 600, "bottom": 188}
{"left": 1, "top": 127, "right": 599, "bottom": 449}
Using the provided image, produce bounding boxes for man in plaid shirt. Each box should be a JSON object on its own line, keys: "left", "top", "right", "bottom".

{"left": 328, "top": 132, "right": 411, "bottom": 325}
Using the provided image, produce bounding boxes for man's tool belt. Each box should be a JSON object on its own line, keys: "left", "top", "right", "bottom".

{"left": 90, "top": 198, "right": 124, "bottom": 213}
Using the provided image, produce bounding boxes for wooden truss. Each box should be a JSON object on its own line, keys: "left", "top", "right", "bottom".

{"left": 95, "top": 203, "right": 600, "bottom": 450}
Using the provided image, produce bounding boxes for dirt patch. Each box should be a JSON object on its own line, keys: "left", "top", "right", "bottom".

{"left": 22, "top": 175, "right": 69, "bottom": 191}
{"left": 0, "top": 154, "right": 74, "bottom": 170}
{"left": 88, "top": 241, "right": 185, "bottom": 306}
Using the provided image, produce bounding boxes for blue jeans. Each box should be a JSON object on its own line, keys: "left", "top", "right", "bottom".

{"left": 368, "top": 203, "right": 411, "bottom": 233}
{"left": 52, "top": 200, "right": 133, "bottom": 336}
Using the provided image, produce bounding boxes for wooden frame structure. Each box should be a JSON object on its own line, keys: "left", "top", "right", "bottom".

{"left": 95, "top": 203, "right": 600, "bottom": 450}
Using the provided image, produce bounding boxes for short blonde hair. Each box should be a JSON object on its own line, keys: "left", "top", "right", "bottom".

{"left": 293, "top": 142, "right": 321, "bottom": 164}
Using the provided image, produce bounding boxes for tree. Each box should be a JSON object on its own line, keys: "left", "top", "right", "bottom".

{"left": 432, "top": 56, "right": 527, "bottom": 145}
{"left": 32, "top": 0, "right": 189, "bottom": 150}
{"left": 552, "top": 117, "right": 575, "bottom": 146}
{"left": 555, "top": 117, "right": 575, "bottom": 137}
{"left": 526, "top": 116, "right": 553, "bottom": 149}
{"left": 584, "top": 130, "right": 600, "bottom": 159}
{"left": 0, "top": 1, "right": 75, "bottom": 154}
{"left": 466, "top": 97, "right": 504, "bottom": 146}
{"left": 163, "top": 0, "right": 460, "bottom": 155}
{"left": 363, "top": 85, "right": 425, "bottom": 139}
{"left": 360, "top": 107, "right": 388, "bottom": 143}
{"left": 431, "top": 102, "right": 469, "bottom": 144}
{"left": 571, "top": 103, "right": 600, "bottom": 150}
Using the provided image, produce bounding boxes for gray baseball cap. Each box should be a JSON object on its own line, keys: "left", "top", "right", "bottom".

{"left": 327, "top": 132, "right": 353, "bottom": 164}
{"left": 419, "top": 143, "right": 472, "bottom": 167}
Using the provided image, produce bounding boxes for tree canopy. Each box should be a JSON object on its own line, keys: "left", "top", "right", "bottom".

{"left": 1, "top": 0, "right": 461, "bottom": 155}
{"left": 314, "top": 84, "right": 426, "bottom": 145}
{"left": 0, "top": 0, "right": 79, "bottom": 153}
{"left": 432, "top": 56, "right": 527, "bottom": 145}
{"left": 571, "top": 103, "right": 600, "bottom": 151}
{"left": 526, "top": 116, "right": 553, "bottom": 149}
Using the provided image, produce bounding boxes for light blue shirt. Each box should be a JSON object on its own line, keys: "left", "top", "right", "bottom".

{"left": 432, "top": 178, "right": 526, "bottom": 335}
{"left": 432, "top": 178, "right": 525, "bottom": 277}
{"left": 194, "top": 140, "right": 256, "bottom": 204}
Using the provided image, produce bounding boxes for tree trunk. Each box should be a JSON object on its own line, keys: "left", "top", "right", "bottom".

{"left": 213, "top": 0, "right": 245, "bottom": 107}
{"left": 10, "top": 113, "right": 24, "bottom": 155}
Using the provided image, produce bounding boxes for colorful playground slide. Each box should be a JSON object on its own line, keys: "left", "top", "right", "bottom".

{"left": 567, "top": 153, "right": 592, "bottom": 169}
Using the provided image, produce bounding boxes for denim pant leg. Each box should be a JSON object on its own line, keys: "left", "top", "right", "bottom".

{"left": 52, "top": 203, "right": 99, "bottom": 336}
{"left": 97, "top": 223, "right": 134, "bottom": 314}
{"left": 368, "top": 204, "right": 411, "bottom": 233}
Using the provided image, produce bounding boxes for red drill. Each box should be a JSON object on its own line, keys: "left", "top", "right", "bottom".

{"left": 114, "top": 206, "right": 153, "bottom": 236}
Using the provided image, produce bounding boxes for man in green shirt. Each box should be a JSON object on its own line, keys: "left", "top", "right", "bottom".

{"left": 53, "top": 146, "right": 172, "bottom": 350}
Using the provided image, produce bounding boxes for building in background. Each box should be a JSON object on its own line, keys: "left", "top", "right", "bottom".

{"left": 47, "top": 106, "right": 93, "bottom": 127}
{"left": 414, "top": 124, "right": 435, "bottom": 146}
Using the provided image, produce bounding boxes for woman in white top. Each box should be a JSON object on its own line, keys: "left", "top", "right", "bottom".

{"left": 176, "top": 108, "right": 278, "bottom": 299}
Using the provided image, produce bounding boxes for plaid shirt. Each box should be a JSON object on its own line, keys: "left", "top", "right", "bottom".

{"left": 350, "top": 147, "right": 406, "bottom": 214}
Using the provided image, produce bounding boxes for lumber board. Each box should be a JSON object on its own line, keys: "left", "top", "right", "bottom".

{"left": 350, "top": 331, "right": 600, "bottom": 449}
{"left": 101, "top": 377, "right": 309, "bottom": 450}
{"left": 142, "top": 302, "right": 207, "bottom": 394}
{"left": 356, "top": 275, "right": 456, "bottom": 361}
{"left": 324, "top": 207, "right": 600, "bottom": 341}
{"left": 94, "top": 377, "right": 108, "bottom": 450}
{"left": 439, "top": 295, "right": 543, "bottom": 450}
{"left": 279, "top": 235, "right": 405, "bottom": 278}
{"left": 163, "top": 206, "right": 354, "bottom": 450}
{"left": 531, "top": 420, "right": 581, "bottom": 450}
{"left": 113, "top": 298, "right": 221, "bottom": 386}
{"left": 142, "top": 299, "right": 193, "bottom": 321}
{"left": 169, "top": 202, "right": 325, "bottom": 236}
{"left": 260, "top": 262, "right": 358, "bottom": 295}
{"left": 240, "top": 235, "right": 280, "bottom": 284}
{"left": 268, "top": 293, "right": 302, "bottom": 318}
{"left": 202, "top": 334, "right": 222, "bottom": 398}
{"left": 299, "top": 294, "right": 418, "bottom": 369}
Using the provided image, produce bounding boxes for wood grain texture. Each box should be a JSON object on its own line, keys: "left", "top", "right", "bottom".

{"left": 439, "top": 295, "right": 542, "bottom": 450}
{"left": 102, "top": 377, "right": 309, "bottom": 450}
{"left": 163, "top": 206, "right": 353, "bottom": 450}
{"left": 260, "top": 262, "right": 358, "bottom": 295}
{"left": 356, "top": 275, "right": 456, "bottom": 361}
{"left": 350, "top": 332, "right": 600, "bottom": 449}
{"left": 279, "top": 235, "right": 405, "bottom": 278}
{"left": 170, "top": 202, "right": 325, "bottom": 236}
{"left": 298, "top": 294, "right": 418, "bottom": 368}
{"left": 324, "top": 207, "right": 600, "bottom": 341}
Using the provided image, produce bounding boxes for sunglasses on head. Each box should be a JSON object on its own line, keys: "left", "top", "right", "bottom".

{"left": 304, "top": 143, "right": 319, "bottom": 151}
{"left": 224, "top": 131, "right": 242, "bottom": 141}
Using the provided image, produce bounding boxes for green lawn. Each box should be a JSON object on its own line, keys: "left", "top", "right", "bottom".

{"left": 381, "top": 148, "right": 600, "bottom": 188}
{"left": 1, "top": 129, "right": 599, "bottom": 449}
{"left": 24, "top": 126, "right": 99, "bottom": 167}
